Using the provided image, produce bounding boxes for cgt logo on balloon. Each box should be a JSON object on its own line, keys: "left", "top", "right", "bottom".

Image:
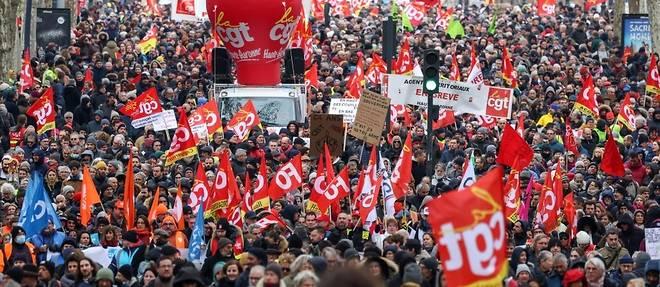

{"left": 207, "top": 0, "right": 301, "bottom": 85}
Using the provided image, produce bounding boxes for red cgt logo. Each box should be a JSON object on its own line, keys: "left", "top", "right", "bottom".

{"left": 485, "top": 87, "right": 511, "bottom": 118}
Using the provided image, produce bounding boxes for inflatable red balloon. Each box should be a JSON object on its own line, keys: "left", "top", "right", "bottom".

{"left": 207, "top": 0, "right": 302, "bottom": 86}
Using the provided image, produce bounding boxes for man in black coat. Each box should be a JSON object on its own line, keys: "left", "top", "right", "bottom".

{"left": 617, "top": 213, "right": 644, "bottom": 254}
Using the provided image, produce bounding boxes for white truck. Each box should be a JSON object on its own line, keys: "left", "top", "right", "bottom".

{"left": 214, "top": 84, "right": 308, "bottom": 134}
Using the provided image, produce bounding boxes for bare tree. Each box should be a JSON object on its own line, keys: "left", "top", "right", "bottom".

{"left": 0, "top": 0, "right": 23, "bottom": 80}
{"left": 650, "top": 0, "right": 660, "bottom": 53}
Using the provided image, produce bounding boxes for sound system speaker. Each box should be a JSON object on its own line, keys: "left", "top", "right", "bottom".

{"left": 212, "top": 48, "right": 233, "bottom": 84}
{"left": 382, "top": 18, "right": 396, "bottom": 64}
{"left": 283, "top": 48, "right": 305, "bottom": 84}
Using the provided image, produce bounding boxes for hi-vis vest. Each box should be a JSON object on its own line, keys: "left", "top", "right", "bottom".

{"left": 0, "top": 243, "right": 36, "bottom": 272}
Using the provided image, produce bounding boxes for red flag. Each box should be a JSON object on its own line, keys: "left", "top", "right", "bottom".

{"left": 358, "top": 175, "right": 382, "bottom": 225}
{"left": 252, "top": 156, "right": 270, "bottom": 210}
{"left": 617, "top": 93, "right": 637, "bottom": 130}
{"left": 516, "top": 113, "right": 526, "bottom": 137}
{"left": 427, "top": 167, "right": 507, "bottom": 286}
{"left": 254, "top": 212, "right": 289, "bottom": 232}
{"left": 623, "top": 46, "right": 633, "bottom": 65}
{"left": 206, "top": 151, "right": 239, "bottom": 214}
{"left": 467, "top": 43, "right": 484, "bottom": 85}
{"left": 476, "top": 114, "right": 497, "bottom": 129}
{"left": 502, "top": 48, "right": 518, "bottom": 88}
{"left": 164, "top": 109, "right": 199, "bottom": 166}
{"left": 26, "top": 87, "right": 56, "bottom": 135}
{"left": 124, "top": 152, "right": 135, "bottom": 230}
{"left": 496, "top": 124, "right": 533, "bottom": 171}
{"left": 324, "top": 143, "right": 335, "bottom": 180}
{"left": 129, "top": 73, "right": 141, "bottom": 85}
{"left": 345, "top": 54, "right": 365, "bottom": 98}
{"left": 267, "top": 154, "right": 303, "bottom": 201}
{"left": 242, "top": 172, "right": 254, "bottom": 213}
{"left": 564, "top": 124, "right": 580, "bottom": 156}
{"left": 315, "top": 166, "right": 351, "bottom": 214}
{"left": 503, "top": 160, "right": 521, "bottom": 222}
{"left": 226, "top": 100, "right": 261, "bottom": 140}
{"left": 403, "top": 1, "right": 428, "bottom": 27}
{"left": 84, "top": 68, "right": 95, "bottom": 91}
{"left": 188, "top": 109, "right": 207, "bottom": 145}
{"left": 450, "top": 52, "right": 461, "bottom": 81}
{"left": 189, "top": 162, "right": 210, "bottom": 212}
{"left": 365, "top": 53, "right": 387, "bottom": 86}
{"left": 307, "top": 147, "right": 328, "bottom": 212}
{"left": 119, "top": 87, "right": 163, "bottom": 120}
{"left": 646, "top": 53, "right": 660, "bottom": 94}
{"left": 564, "top": 193, "right": 577, "bottom": 240}
{"left": 393, "top": 39, "right": 414, "bottom": 75}
{"left": 600, "top": 131, "right": 625, "bottom": 177}
{"left": 585, "top": 0, "right": 606, "bottom": 11}
{"left": 537, "top": 0, "right": 556, "bottom": 16}
{"left": 391, "top": 134, "right": 413, "bottom": 199}
{"left": 574, "top": 73, "right": 599, "bottom": 118}
{"left": 18, "top": 50, "right": 34, "bottom": 94}
{"left": 433, "top": 109, "right": 456, "bottom": 130}
{"left": 305, "top": 63, "right": 320, "bottom": 90}
{"left": 81, "top": 166, "right": 102, "bottom": 226}
{"left": 537, "top": 166, "right": 563, "bottom": 233}
{"left": 198, "top": 98, "right": 224, "bottom": 137}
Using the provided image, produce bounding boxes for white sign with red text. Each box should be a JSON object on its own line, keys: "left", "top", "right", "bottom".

{"left": 382, "top": 74, "right": 514, "bottom": 119}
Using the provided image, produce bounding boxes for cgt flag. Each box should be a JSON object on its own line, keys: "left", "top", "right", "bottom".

{"left": 119, "top": 87, "right": 164, "bottom": 128}
{"left": 226, "top": 100, "right": 261, "bottom": 140}
{"left": 18, "top": 171, "right": 63, "bottom": 237}
{"left": 427, "top": 167, "right": 508, "bottom": 286}
{"left": 26, "top": 87, "right": 56, "bottom": 135}
{"left": 164, "top": 109, "right": 198, "bottom": 166}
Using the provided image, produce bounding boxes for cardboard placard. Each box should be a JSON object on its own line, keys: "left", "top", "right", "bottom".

{"left": 646, "top": 228, "right": 660, "bottom": 259}
{"left": 309, "top": 114, "right": 344, "bottom": 157}
{"left": 349, "top": 90, "right": 390, "bottom": 145}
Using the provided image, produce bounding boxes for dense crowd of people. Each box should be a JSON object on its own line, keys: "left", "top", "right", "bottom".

{"left": 0, "top": 0, "right": 659, "bottom": 286}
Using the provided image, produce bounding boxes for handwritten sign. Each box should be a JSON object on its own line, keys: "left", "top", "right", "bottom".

{"left": 646, "top": 228, "right": 660, "bottom": 259}
{"left": 309, "top": 114, "right": 344, "bottom": 157}
{"left": 329, "top": 98, "right": 359, "bottom": 123}
{"left": 349, "top": 90, "right": 390, "bottom": 145}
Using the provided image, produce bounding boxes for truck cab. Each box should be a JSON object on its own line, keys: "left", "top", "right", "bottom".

{"left": 214, "top": 84, "right": 307, "bottom": 133}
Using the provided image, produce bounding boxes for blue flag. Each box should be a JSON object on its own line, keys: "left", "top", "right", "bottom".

{"left": 18, "top": 171, "right": 63, "bottom": 237}
{"left": 187, "top": 203, "right": 205, "bottom": 262}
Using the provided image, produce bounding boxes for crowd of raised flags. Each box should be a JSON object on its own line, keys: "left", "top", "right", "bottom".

{"left": 0, "top": 0, "right": 659, "bottom": 286}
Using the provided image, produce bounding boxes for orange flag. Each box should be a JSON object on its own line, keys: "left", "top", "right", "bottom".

{"left": 173, "top": 185, "right": 185, "bottom": 231}
{"left": 148, "top": 187, "right": 162, "bottom": 224}
{"left": 124, "top": 152, "right": 135, "bottom": 230}
{"left": 81, "top": 166, "right": 102, "bottom": 226}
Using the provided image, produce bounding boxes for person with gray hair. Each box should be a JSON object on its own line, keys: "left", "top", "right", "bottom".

{"left": 248, "top": 265, "right": 265, "bottom": 287}
{"left": 532, "top": 250, "right": 554, "bottom": 286}
{"left": 585, "top": 257, "right": 613, "bottom": 287}
{"left": 292, "top": 270, "right": 318, "bottom": 287}
{"left": 547, "top": 253, "right": 568, "bottom": 286}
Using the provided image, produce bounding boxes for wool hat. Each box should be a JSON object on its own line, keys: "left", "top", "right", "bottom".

{"left": 96, "top": 268, "right": 115, "bottom": 283}
{"left": 265, "top": 263, "right": 283, "bottom": 279}
{"left": 562, "top": 269, "right": 585, "bottom": 286}
{"left": 118, "top": 265, "right": 133, "bottom": 280}
{"left": 516, "top": 264, "right": 531, "bottom": 277}
{"left": 575, "top": 231, "right": 591, "bottom": 245}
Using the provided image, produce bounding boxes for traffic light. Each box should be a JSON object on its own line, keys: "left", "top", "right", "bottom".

{"left": 422, "top": 49, "right": 440, "bottom": 95}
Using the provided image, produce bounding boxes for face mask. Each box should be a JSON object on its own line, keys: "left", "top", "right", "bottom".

{"left": 15, "top": 235, "right": 26, "bottom": 244}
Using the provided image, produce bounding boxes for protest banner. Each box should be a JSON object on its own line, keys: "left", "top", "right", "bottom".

{"left": 646, "top": 228, "right": 660, "bottom": 259}
{"left": 329, "top": 98, "right": 359, "bottom": 123}
{"left": 382, "top": 74, "right": 514, "bottom": 119}
{"left": 309, "top": 114, "right": 344, "bottom": 157}
{"left": 349, "top": 90, "right": 390, "bottom": 145}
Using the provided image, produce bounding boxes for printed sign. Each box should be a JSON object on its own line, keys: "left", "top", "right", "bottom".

{"left": 349, "top": 90, "right": 390, "bottom": 145}
{"left": 382, "top": 74, "right": 514, "bottom": 119}
{"left": 329, "top": 98, "right": 359, "bottom": 123}
{"left": 152, "top": 109, "right": 178, "bottom": 131}
{"left": 309, "top": 114, "right": 344, "bottom": 157}
{"left": 622, "top": 14, "right": 652, "bottom": 54}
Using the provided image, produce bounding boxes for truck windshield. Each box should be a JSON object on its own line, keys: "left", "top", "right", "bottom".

{"left": 220, "top": 97, "right": 297, "bottom": 127}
